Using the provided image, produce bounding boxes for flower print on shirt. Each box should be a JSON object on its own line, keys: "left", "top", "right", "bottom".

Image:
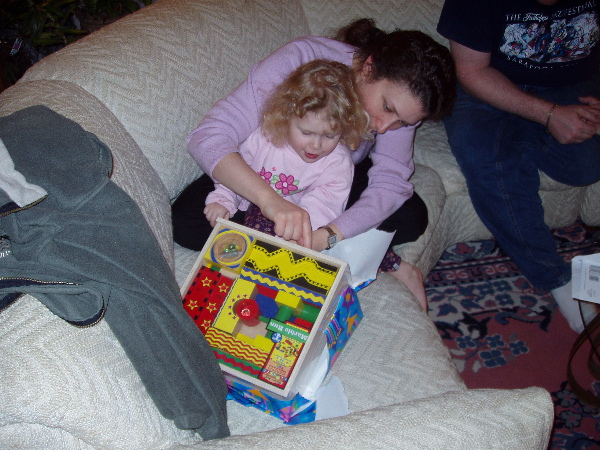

{"left": 273, "top": 173, "right": 299, "bottom": 196}
{"left": 259, "top": 167, "right": 272, "bottom": 184}
{"left": 257, "top": 166, "right": 304, "bottom": 196}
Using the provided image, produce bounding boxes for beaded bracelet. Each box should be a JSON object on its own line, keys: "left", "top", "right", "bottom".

{"left": 545, "top": 104, "right": 558, "bottom": 134}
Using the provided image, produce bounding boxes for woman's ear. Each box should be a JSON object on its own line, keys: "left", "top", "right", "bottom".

{"left": 359, "top": 55, "right": 374, "bottom": 81}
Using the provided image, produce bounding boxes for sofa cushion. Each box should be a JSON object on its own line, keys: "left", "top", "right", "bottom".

{"left": 185, "top": 388, "right": 553, "bottom": 449}
{"left": 20, "top": 0, "right": 311, "bottom": 200}
{"left": 393, "top": 164, "right": 447, "bottom": 274}
{"left": 0, "top": 258, "right": 464, "bottom": 448}
{"left": 0, "top": 295, "right": 200, "bottom": 448}
{"left": 0, "top": 295, "right": 552, "bottom": 449}
{"left": 175, "top": 245, "right": 466, "bottom": 410}
{"left": 581, "top": 181, "right": 600, "bottom": 225}
{"left": 300, "top": 0, "right": 446, "bottom": 44}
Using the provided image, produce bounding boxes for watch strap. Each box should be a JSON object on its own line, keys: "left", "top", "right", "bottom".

{"left": 321, "top": 226, "right": 337, "bottom": 250}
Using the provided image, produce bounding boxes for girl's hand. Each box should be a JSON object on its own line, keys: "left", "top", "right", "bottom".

{"left": 204, "top": 202, "right": 230, "bottom": 227}
{"left": 260, "top": 195, "right": 312, "bottom": 248}
{"left": 212, "top": 153, "right": 312, "bottom": 246}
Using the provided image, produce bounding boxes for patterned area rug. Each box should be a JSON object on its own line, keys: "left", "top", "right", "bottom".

{"left": 425, "top": 221, "right": 600, "bottom": 449}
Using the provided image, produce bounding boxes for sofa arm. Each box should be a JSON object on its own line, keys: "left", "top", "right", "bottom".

{"left": 581, "top": 180, "right": 600, "bottom": 226}
{"left": 394, "top": 163, "right": 447, "bottom": 277}
{"left": 189, "top": 387, "right": 553, "bottom": 449}
{"left": 0, "top": 80, "right": 175, "bottom": 272}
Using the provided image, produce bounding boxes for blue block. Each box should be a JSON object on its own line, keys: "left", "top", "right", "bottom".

{"left": 255, "top": 293, "right": 278, "bottom": 318}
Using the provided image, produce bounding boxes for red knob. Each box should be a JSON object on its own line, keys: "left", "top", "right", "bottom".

{"left": 235, "top": 299, "right": 261, "bottom": 326}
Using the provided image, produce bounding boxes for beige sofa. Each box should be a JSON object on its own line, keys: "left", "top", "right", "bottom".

{"left": 1, "top": 0, "right": 577, "bottom": 447}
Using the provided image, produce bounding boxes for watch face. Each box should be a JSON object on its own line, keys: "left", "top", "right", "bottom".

{"left": 328, "top": 234, "right": 336, "bottom": 248}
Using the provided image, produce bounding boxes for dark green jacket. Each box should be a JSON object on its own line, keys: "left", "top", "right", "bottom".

{"left": 0, "top": 106, "right": 229, "bottom": 440}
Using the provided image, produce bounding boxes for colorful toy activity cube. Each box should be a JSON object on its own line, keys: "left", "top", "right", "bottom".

{"left": 181, "top": 219, "right": 355, "bottom": 399}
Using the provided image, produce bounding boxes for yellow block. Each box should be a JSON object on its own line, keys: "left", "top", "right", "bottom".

{"left": 275, "top": 290, "right": 301, "bottom": 309}
{"left": 253, "top": 334, "right": 275, "bottom": 353}
{"left": 213, "top": 278, "right": 257, "bottom": 333}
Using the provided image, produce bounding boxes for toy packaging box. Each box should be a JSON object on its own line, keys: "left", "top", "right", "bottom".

{"left": 180, "top": 219, "right": 363, "bottom": 423}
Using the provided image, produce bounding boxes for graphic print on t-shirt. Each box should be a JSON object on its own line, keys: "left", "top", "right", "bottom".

{"left": 500, "top": 5, "right": 599, "bottom": 66}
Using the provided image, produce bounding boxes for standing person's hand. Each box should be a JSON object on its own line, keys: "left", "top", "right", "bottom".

{"left": 578, "top": 96, "right": 600, "bottom": 135}
{"left": 449, "top": 41, "right": 600, "bottom": 144}
{"left": 547, "top": 102, "right": 600, "bottom": 144}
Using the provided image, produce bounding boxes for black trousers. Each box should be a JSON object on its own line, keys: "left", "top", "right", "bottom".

{"left": 172, "top": 157, "right": 428, "bottom": 251}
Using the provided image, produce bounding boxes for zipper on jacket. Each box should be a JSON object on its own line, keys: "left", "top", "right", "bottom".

{"left": 0, "top": 195, "right": 48, "bottom": 218}
{"left": 0, "top": 276, "right": 105, "bottom": 328}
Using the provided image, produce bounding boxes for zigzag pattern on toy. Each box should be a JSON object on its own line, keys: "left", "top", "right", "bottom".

{"left": 206, "top": 326, "right": 270, "bottom": 368}
{"left": 240, "top": 268, "right": 325, "bottom": 306}
{"left": 245, "top": 241, "right": 336, "bottom": 294}
{"left": 213, "top": 350, "right": 262, "bottom": 377}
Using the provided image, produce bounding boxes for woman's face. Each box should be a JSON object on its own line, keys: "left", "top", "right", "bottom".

{"left": 355, "top": 61, "right": 426, "bottom": 134}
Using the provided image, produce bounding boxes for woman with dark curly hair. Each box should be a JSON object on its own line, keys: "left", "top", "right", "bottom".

{"left": 173, "top": 18, "right": 456, "bottom": 309}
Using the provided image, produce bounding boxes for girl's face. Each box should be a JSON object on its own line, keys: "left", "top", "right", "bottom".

{"left": 355, "top": 60, "right": 426, "bottom": 134}
{"left": 287, "top": 112, "right": 342, "bottom": 163}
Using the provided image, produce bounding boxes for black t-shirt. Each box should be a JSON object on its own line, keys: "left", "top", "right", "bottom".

{"left": 437, "top": 0, "right": 600, "bottom": 87}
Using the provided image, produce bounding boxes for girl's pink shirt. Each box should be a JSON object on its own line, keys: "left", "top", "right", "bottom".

{"left": 188, "top": 36, "right": 417, "bottom": 240}
{"left": 206, "top": 128, "right": 355, "bottom": 231}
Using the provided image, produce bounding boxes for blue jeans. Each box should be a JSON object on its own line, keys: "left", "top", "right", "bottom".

{"left": 443, "top": 75, "right": 600, "bottom": 292}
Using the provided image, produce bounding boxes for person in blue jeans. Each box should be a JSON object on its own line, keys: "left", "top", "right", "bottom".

{"left": 437, "top": 0, "right": 600, "bottom": 332}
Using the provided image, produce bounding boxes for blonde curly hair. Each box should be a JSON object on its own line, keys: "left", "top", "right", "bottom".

{"left": 262, "top": 59, "right": 371, "bottom": 151}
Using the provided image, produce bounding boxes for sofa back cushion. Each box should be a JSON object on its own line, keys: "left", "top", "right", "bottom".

{"left": 299, "top": 0, "right": 447, "bottom": 44}
{"left": 21, "top": 0, "right": 310, "bottom": 200}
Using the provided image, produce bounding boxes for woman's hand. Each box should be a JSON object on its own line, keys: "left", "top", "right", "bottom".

{"left": 204, "top": 202, "right": 230, "bottom": 227}
{"left": 311, "top": 227, "right": 330, "bottom": 252}
{"left": 311, "top": 223, "right": 344, "bottom": 252}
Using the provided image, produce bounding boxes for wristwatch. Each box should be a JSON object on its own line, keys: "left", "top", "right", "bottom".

{"left": 321, "top": 226, "right": 337, "bottom": 250}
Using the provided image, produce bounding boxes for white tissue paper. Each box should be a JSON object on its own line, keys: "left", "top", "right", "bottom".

{"left": 322, "top": 228, "right": 395, "bottom": 288}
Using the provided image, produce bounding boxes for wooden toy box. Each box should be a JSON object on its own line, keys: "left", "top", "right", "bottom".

{"left": 180, "top": 219, "right": 356, "bottom": 400}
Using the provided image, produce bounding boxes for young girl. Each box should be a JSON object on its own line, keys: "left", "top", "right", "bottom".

{"left": 204, "top": 59, "right": 371, "bottom": 234}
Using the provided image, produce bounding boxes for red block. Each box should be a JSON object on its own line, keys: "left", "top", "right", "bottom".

{"left": 183, "top": 266, "right": 233, "bottom": 333}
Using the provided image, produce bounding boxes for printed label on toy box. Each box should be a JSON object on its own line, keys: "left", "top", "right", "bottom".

{"left": 259, "top": 336, "right": 304, "bottom": 387}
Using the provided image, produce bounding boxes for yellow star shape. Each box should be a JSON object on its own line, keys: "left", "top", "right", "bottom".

{"left": 346, "top": 314, "right": 357, "bottom": 331}
{"left": 207, "top": 302, "right": 218, "bottom": 313}
{"left": 187, "top": 300, "right": 199, "bottom": 310}
{"left": 202, "top": 277, "right": 212, "bottom": 287}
